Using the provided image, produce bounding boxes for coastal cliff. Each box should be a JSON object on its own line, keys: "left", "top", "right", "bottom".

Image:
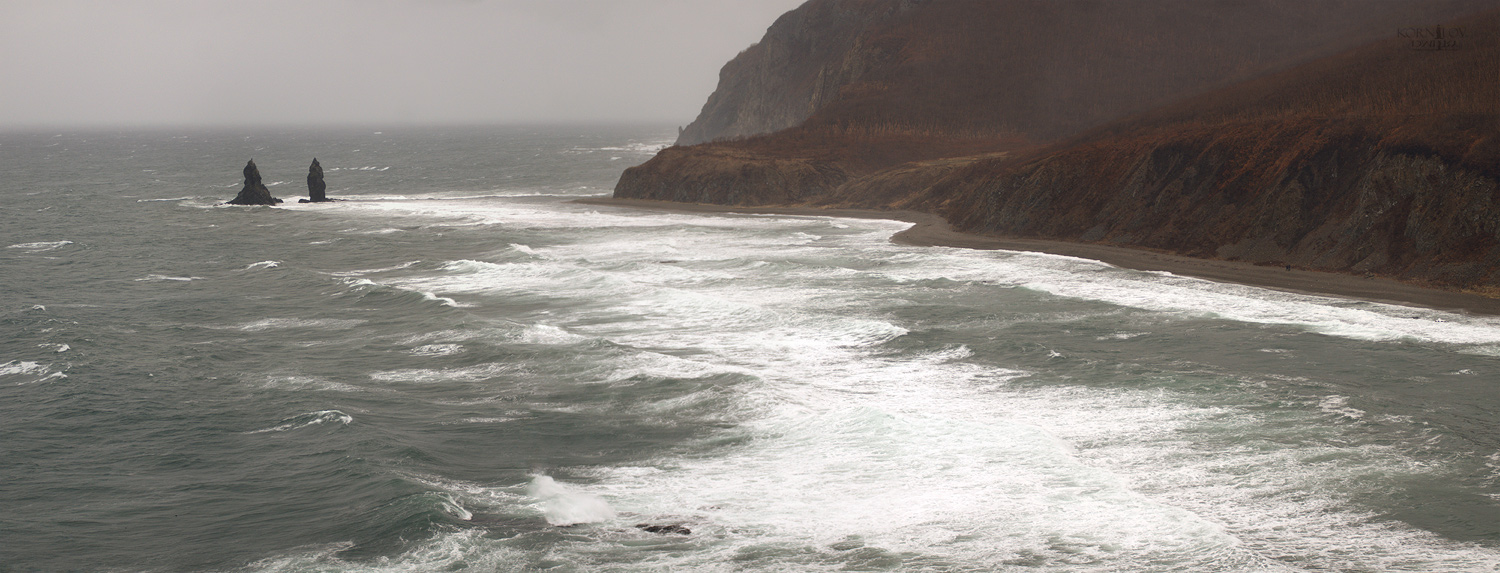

{"left": 941, "top": 9, "right": 1500, "bottom": 290}
{"left": 676, "top": 0, "right": 917, "bottom": 145}
{"left": 670, "top": 0, "right": 1492, "bottom": 146}
{"left": 618, "top": 0, "right": 1500, "bottom": 292}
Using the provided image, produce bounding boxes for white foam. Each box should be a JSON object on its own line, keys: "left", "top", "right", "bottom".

{"left": 236, "top": 195, "right": 1500, "bottom": 571}
{"left": 0, "top": 360, "right": 49, "bottom": 377}
{"left": 516, "top": 324, "right": 588, "bottom": 345}
{"left": 232, "top": 318, "right": 366, "bottom": 332}
{"left": 326, "top": 260, "right": 421, "bottom": 277}
{"left": 135, "top": 196, "right": 201, "bottom": 203}
{"left": 898, "top": 247, "right": 1500, "bottom": 346}
{"left": 527, "top": 475, "right": 616, "bottom": 526}
{"left": 369, "top": 363, "right": 516, "bottom": 384}
{"left": 449, "top": 416, "right": 517, "bottom": 425}
{"left": 245, "top": 410, "right": 353, "bottom": 434}
{"left": 260, "top": 375, "right": 365, "bottom": 393}
{"left": 245, "top": 261, "right": 280, "bottom": 270}
{"left": 1318, "top": 394, "right": 1366, "bottom": 420}
{"left": 409, "top": 344, "right": 464, "bottom": 357}
{"left": 7, "top": 240, "right": 72, "bottom": 251}
{"left": 421, "top": 292, "right": 465, "bottom": 307}
{"left": 135, "top": 274, "right": 200, "bottom": 282}
{"left": 594, "top": 142, "right": 671, "bottom": 153}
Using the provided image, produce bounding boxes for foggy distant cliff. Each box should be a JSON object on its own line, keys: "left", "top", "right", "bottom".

{"left": 673, "top": 0, "right": 1492, "bottom": 146}
{"left": 675, "top": 0, "right": 916, "bottom": 145}
{"left": 624, "top": 0, "right": 1500, "bottom": 292}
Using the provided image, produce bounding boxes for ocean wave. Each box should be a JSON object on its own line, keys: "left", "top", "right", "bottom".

{"left": 421, "top": 292, "right": 465, "bottom": 307}
{"left": 244, "top": 261, "right": 280, "bottom": 270}
{"left": 594, "top": 142, "right": 671, "bottom": 153}
{"left": 7, "top": 240, "right": 72, "bottom": 251}
{"left": 410, "top": 344, "right": 465, "bottom": 357}
{"left": 326, "top": 260, "right": 421, "bottom": 277}
{"left": 231, "top": 318, "right": 367, "bottom": 332}
{"left": 527, "top": 475, "right": 615, "bottom": 526}
{"left": 369, "top": 362, "right": 516, "bottom": 384}
{"left": 0, "top": 360, "right": 67, "bottom": 384}
{"left": 1319, "top": 395, "right": 1366, "bottom": 420}
{"left": 259, "top": 375, "right": 365, "bottom": 393}
{"left": 0, "top": 360, "right": 49, "bottom": 377}
{"left": 245, "top": 410, "right": 353, "bottom": 434}
{"left": 134, "top": 274, "right": 201, "bottom": 282}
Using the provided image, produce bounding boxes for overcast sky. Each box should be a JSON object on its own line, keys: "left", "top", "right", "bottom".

{"left": 0, "top": 0, "right": 805, "bottom": 128}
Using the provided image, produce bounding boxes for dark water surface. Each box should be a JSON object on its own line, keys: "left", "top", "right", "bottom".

{"left": 3, "top": 127, "right": 1500, "bottom": 572}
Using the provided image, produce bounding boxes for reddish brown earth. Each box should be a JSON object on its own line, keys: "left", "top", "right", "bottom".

{"left": 616, "top": 0, "right": 1500, "bottom": 295}
{"left": 937, "top": 9, "right": 1500, "bottom": 292}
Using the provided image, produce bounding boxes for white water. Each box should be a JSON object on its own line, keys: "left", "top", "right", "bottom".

{"left": 241, "top": 196, "right": 1500, "bottom": 572}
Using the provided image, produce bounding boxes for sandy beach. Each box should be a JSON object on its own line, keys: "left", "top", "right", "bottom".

{"left": 577, "top": 197, "right": 1500, "bottom": 316}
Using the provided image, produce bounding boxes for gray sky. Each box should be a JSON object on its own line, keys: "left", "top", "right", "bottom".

{"left": 0, "top": 0, "right": 805, "bottom": 128}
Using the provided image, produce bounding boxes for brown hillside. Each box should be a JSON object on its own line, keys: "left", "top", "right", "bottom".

{"left": 618, "top": 0, "right": 1500, "bottom": 293}
{"left": 627, "top": 0, "right": 1495, "bottom": 207}
{"left": 940, "top": 8, "right": 1500, "bottom": 290}
{"left": 676, "top": 0, "right": 1495, "bottom": 146}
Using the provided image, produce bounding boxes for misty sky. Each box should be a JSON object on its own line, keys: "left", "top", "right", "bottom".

{"left": 0, "top": 0, "right": 805, "bottom": 128}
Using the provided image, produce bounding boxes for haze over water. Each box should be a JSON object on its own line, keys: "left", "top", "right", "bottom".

{"left": 4, "top": 126, "right": 1500, "bottom": 571}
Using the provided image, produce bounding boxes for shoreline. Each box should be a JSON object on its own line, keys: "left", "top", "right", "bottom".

{"left": 574, "top": 198, "right": 1500, "bottom": 316}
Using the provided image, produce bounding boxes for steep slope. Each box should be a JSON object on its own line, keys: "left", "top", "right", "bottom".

{"left": 628, "top": 0, "right": 1495, "bottom": 209}
{"left": 674, "top": 0, "right": 1493, "bottom": 146}
{"left": 675, "top": 0, "right": 914, "bottom": 145}
{"left": 938, "top": 8, "right": 1500, "bottom": 290}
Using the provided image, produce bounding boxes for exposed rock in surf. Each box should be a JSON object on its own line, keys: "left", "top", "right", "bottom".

{"left": 299, "top": 158, "right": 332, "bottom": 203}
{"left": 225, "top": 159, "right": 282, "bottom": 206}
{"left": 635, "top": 523, "right": 691, "bottom": 535}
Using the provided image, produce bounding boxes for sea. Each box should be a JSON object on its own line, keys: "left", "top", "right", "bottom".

{"left": 4, "top": 126, "right": 1500, "bottom": 573}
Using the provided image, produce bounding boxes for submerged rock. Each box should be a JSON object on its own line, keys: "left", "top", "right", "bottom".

{"left": 300, "top": 158, "right": 332, "bottom": 203}
{"left": 225, "top": 159, "right": 282, "bottom": 206}
{"left": 635, "top": 523, "right": 691, "bottom": 535}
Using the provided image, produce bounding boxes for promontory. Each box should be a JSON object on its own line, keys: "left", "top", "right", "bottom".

{"left": 615, "top": 0, "right": 1500, "bottom": 295}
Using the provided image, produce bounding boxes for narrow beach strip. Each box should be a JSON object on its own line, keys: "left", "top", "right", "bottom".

{"left": 575, "top": 197, "right": 1500, "bottom": 315}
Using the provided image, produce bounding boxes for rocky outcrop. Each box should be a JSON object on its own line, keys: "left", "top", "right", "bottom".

{"left": 635, "top": 523, "right": 691, "bottom": 535}
{"left": 300, "top": 158, "right": 331, "bottom": 203}
{"left": 226, "top": 159, "right": 281, "bottom": 206}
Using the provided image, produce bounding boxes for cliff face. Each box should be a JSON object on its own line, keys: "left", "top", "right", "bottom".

{"left": 940, "top": 9, "right": 1500, "bottom": 289}
{"left": 675, "top": 0, "right": 914, "bottom": 146}
{"left": 943, "top": 121, "right": 1500, "bottom": 288}
{"left": 673, "top": 0, "right": 1494, "bottom": 146}
{"left": 624, "top": 0, "right": 1500, "bottom": 291}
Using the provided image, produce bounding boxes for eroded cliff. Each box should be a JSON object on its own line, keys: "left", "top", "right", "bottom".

{"left": 622, "top": 0, "right": 1500, "bottom": 292}
{"left": 938, "top": 9, "right": 1499, "bottom": 290}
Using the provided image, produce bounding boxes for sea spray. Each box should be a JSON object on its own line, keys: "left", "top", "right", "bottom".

{"left": 527, "top": 475, "right": 616, "bottom": 526}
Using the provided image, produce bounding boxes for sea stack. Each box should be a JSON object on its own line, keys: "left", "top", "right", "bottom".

{"left": 301, "top": 158, "right": 330, "bottom": 203}
{"left": 225, "top": 159, "right": 282, "bottom": 206}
